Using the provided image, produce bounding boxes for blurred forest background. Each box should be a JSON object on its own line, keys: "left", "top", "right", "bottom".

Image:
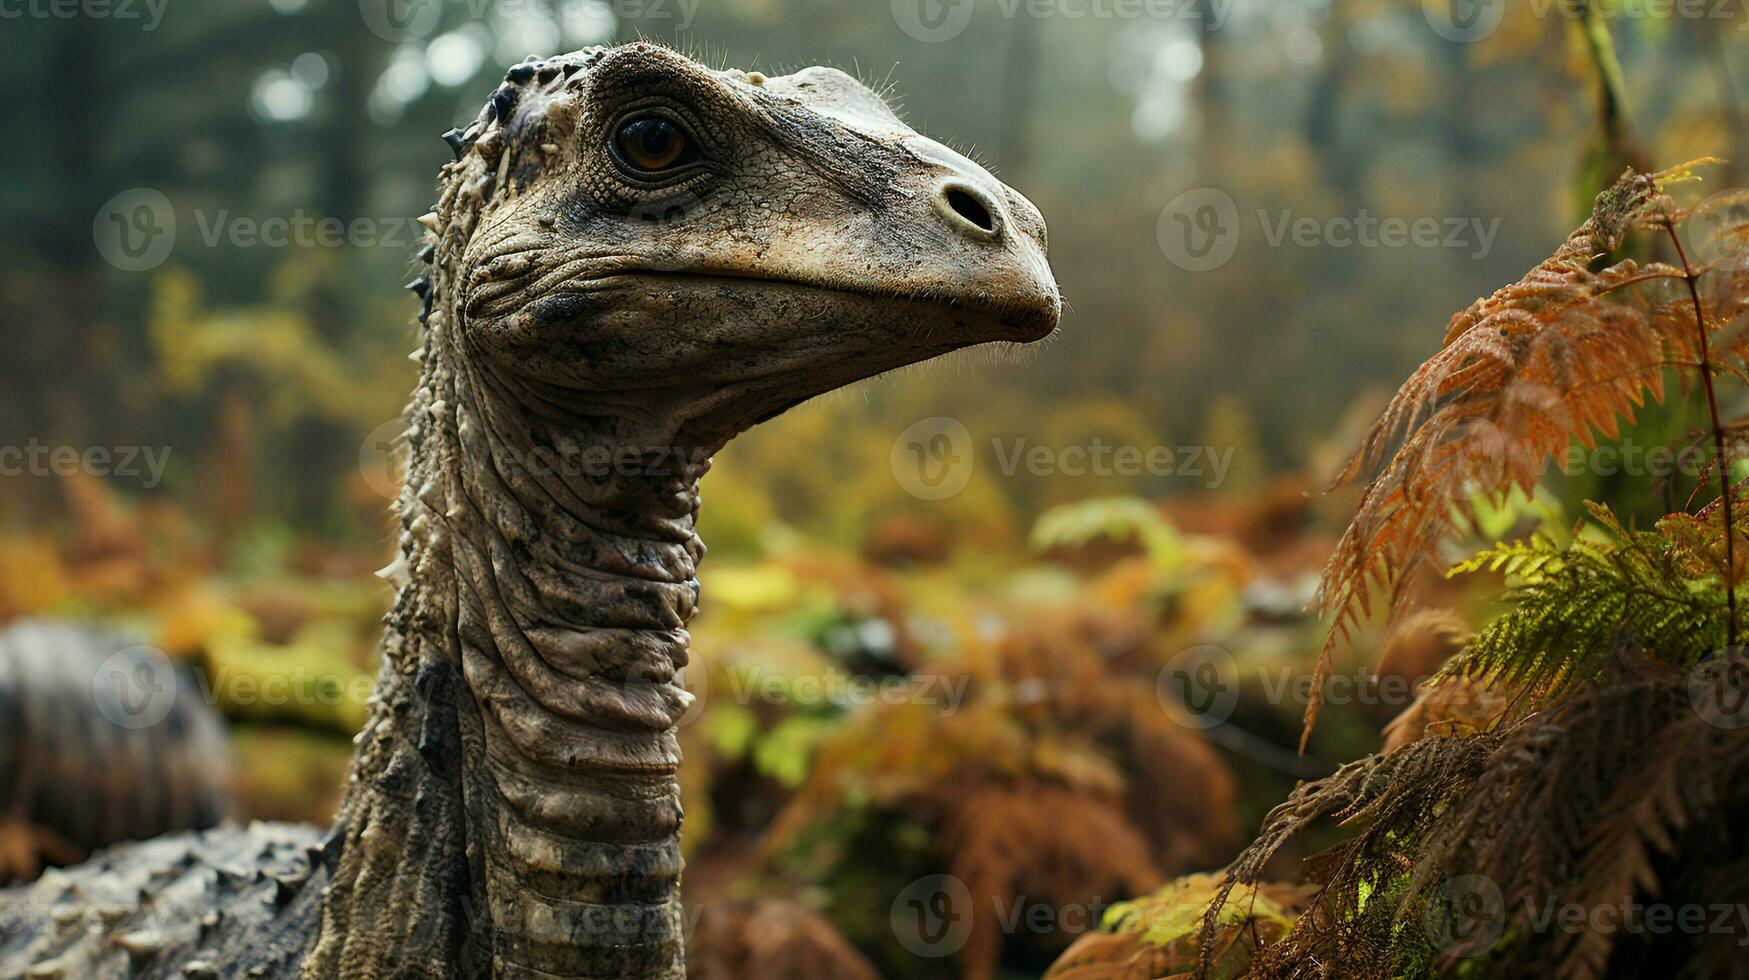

{"left": 3, "top": 0, "right": 1748, "bottom": 977}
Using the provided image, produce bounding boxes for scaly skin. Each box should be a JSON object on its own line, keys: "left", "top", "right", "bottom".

{"left": 0, "top": 43, "right": 1059, "bottom": 978}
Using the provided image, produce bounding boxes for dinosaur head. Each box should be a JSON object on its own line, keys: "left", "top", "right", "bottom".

{"left": 424, "top": 43, "right": 1059, "bottom": 451}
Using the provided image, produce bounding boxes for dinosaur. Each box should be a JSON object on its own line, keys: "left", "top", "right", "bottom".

{"left": 0, "top": 43, "right": 1058, "bottom": 979}
{"left": 0, "top": 620, "right": 235, "bottom": 884}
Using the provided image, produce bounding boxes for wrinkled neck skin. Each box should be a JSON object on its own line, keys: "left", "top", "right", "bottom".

{"left": 304, "top": 314, "right": 704, "bottom": 979}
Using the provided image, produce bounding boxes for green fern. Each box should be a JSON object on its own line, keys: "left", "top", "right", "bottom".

{"left": 1448, "top": 500, "right": 1735, "bottom": 700}
{"left": 1450, "top": 503, "right": 1734, "bottom": 703}
{"left": 1446, "top": 534, "right": 1567, "bottom": 580}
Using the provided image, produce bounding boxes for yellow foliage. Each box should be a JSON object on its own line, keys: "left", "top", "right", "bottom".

{"left": 1045, "top": 873, "right": 1308, "bottom": 980}
{"left": 201, "top": 621, "right": 375, "bottom": 733}
{"left": 152, "top": 584, "right": 258, "bottom": 658}
{"left": 0, "top": 536, "right": 71, "bottom": 618}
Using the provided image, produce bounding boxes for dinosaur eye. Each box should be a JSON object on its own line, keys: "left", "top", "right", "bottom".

{"left": 612, "top": 115, "right": 696, "bottom": 174}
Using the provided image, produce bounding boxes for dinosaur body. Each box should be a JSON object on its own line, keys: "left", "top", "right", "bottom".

{"left": 0, "top": 621, "right": 234, "bottom": 884}
{"left": 0, "top": 43, "right": 1058, "bottom": 978}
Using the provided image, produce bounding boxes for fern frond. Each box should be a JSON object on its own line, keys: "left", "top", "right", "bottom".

{"left": 1447, "top": 534, "right": 1566, "bottom": 580}
{"left": 1307, "top": 163, "right": 1749, "bottom": 743}
{"left": 1195, "top": 657, "right": 1749, "bottom": 980}
{"left": 1451, "top": 512, "right": 1727, "bottom": 702}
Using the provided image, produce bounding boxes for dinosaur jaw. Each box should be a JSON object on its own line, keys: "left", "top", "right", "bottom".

{"left": 613, "top": 270, "right": 1062, "bottom": 344}
{"left": 549, "top": 272, "right": 1058, "bottom": 451}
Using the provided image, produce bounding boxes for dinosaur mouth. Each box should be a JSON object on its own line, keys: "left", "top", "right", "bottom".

{"left": 594, "top": 270, "right": 1060, "bottom": 342}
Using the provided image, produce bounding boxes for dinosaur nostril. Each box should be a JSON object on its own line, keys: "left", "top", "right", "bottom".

{"left": 946, "top": 188, "right": 993, "bottom": 231}
{"left": 936, "top": 182, "right": 1001, "bottom": 240}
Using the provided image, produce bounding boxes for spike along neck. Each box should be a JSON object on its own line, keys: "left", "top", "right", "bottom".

{"left": 311, "top": 273, "right": 704, "bottom": 978}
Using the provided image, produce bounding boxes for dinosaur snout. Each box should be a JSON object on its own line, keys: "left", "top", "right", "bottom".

{"left": 909, "top": 143, "right": 1056, "bottom": 343}
{"left": 899, "top": 135, "right": 1058, "bottom": 338}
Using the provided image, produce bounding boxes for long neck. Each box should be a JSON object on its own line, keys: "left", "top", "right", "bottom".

{"left": 304, "top": 324, "right": 703, "bottom": 978}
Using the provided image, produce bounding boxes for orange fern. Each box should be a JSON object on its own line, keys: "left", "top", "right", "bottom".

{"left": 1307, "top": 160, "right": 1749, "bottom": 745}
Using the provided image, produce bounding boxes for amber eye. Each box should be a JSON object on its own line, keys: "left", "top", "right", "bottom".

{"left": 612, "top": 115, "right": 695, "bottom": 174}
